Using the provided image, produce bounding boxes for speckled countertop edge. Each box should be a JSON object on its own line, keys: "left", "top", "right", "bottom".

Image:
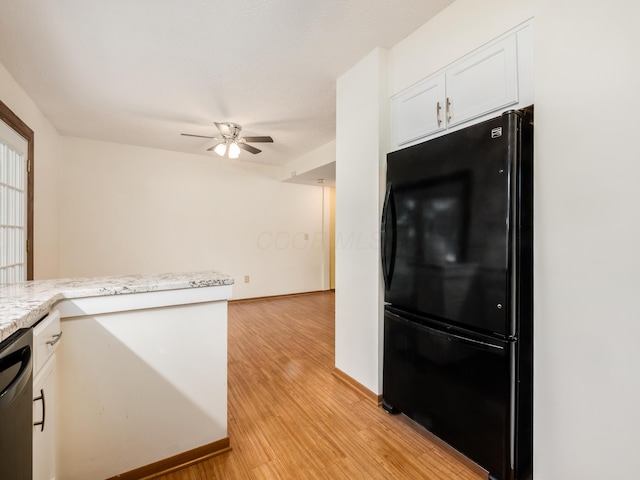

{"left": 0, "top": 271, "right": 234, "bottom": 344}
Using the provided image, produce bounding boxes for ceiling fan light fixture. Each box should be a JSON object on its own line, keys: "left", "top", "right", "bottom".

{"left": 214, "top": 142, "right": 227, "bottom": 157}
{"left": 182, "top": 122, "right": 273, "bottom": 157}
{"left": 228, "top": 141, "right": 241, "bottom": 159}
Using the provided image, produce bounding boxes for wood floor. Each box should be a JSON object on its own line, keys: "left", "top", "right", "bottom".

{"left": 156, "top": 292, "right": 485, "bottom": 480}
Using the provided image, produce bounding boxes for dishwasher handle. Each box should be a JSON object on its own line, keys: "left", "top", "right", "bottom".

{"left": 0, "top": 344, "right": 32, "bottom": 413}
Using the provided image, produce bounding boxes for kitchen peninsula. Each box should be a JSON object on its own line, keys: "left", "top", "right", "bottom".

{"left": 0, "top": 271, "right": 234, "bottom": 480}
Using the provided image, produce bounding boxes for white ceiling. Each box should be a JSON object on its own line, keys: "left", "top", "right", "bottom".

{"left": 0, "top": 0, "right": 452, "bottom": 168}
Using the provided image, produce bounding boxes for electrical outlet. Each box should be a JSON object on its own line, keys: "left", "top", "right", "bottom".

{"left": 304, "top": 233, "right": 309, "bottom": 240}
{"left": 244, "top": 275, "right": 250, "bottom": 283}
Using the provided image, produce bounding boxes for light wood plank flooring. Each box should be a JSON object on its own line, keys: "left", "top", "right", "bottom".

{"left": 156, "top": 292, "right": 485, "bottom": 480}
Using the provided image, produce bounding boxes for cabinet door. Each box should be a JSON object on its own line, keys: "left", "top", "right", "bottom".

{"left": 33, "top": 310, "right": 61, "bottom": 375}
{"left": 445, "top": 35, "right": 518, "bottom": 128}
{"left": 33, "top": 356, "right": 56, "bottom": 480}
{"left": 391, "top": 74, "right": 446, "bottom": 148}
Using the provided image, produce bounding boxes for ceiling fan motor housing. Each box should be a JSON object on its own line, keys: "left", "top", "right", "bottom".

{"left": 219, "top": 122, "right": 242, "bottom": 140}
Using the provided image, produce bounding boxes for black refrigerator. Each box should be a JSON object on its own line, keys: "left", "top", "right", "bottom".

{"left": 381, "top": 108, "right": 533, "bottom": 480}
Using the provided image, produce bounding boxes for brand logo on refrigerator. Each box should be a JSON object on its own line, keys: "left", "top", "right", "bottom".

{"left": 491, "top": 127, "right": 503, "bottom": 138}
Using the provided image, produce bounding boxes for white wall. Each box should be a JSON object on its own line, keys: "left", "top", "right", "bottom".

{"left": 534, "top": 1, "right": 640, "bottom": 478}
{"left": 1, "top": 59, "right": 329, "bottom": 298}
{"left": 59, "top": 137, "right": 327, "bottom": 299}
{"left": 336, "top": 0, "right": 640, "bottom": 478}
{"left": 278, "top": 140, "right": 336, "bottom": 182}
{"left": 335, "top": 48, "right": 388, "bottom": 393}
{"left": 0, "top": 61, "right": 61, "bottom": 279}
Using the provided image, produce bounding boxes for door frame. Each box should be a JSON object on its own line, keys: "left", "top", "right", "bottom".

{"left": 0, "top": 99, "right": 34, "bottom": 280}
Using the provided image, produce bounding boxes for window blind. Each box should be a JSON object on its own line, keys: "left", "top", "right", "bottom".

{"left": 0, "top": 132, "right": 27, "bottom": 283}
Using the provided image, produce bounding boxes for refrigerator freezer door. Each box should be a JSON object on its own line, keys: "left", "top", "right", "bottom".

{"left": 383, "top": 309, "right": 511, "bottom": 480}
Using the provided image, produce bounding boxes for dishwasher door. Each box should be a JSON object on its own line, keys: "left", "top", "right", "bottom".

{"left": 0, "top": 328, "right": 33, "bottom": 480}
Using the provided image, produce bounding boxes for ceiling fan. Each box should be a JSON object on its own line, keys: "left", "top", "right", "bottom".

{"left": 181, "top": 122, "right": 273, "bottom": 158}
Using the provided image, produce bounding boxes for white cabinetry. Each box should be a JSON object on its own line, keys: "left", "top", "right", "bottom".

{"left": 32, "top": 310, "right": 62, "bottom": 480}
{"left": 445, "top": 35, "right": 518, "bottom": 128}
{"left": 391, "top": 75, "right": 446, "bottom": 146}
{"left": 391, "top": 23, "right": 532, "bottom": 149}
{"left": 55, "top": 289, "right": 230, "bottom": 480}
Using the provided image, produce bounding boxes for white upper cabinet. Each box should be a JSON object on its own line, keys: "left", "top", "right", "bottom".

{"left": 392, "top": 74, "right": 446, "bottom": 147}
{"left": 390, "top": 22, "right": 532, "bottom": 150}
{"left": 445, "top": 35, "right": 518, "bottom": 128}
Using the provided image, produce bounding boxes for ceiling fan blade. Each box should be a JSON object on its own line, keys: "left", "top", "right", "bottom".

{"left": 238, "top": 142, "right": 262, "bottom": 154}
{"left": 181, "top": 133, "right": 215, "bottom": 139}
{"left": 242, "top": 136, "right": 273, "bottom": 143}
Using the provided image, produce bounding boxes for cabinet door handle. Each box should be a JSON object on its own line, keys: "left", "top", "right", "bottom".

{"left": 33, "top": 388, "right": 46, "bottom": 432}
{"left": 46, "top": 332, "right": 62, "bottom": 346}
{"left": 446, "top": 97, "right": 452, "bottom": 122}
{"left": 436, "top": 101, "right": 442, "bottom": 127}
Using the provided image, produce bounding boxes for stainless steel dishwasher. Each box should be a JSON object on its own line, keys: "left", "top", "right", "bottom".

{"left": 0, "top": 328, "right": 33, "bottom": 480}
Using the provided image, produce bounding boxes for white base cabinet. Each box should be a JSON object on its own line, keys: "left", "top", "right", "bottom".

{"left": 33, "top": 357, "right": 57, "bottom": 480}
{"left": 55, "top": 295, "right": 229, "bottom": 480}
{"left": 32, "top": 311, "right": 62, "bottom": 480}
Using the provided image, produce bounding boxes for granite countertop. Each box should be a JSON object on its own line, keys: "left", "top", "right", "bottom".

{"left": 0, "top": 271, "right": 234, "bottom": 343}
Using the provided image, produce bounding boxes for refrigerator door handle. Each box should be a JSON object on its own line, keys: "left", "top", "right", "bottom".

{"left": 381, "top": 182, "right": 397, "bottom": 288}
{"left": 427, "top": 325, "right": 506, "bottom": 352}
{"left": 447, "top": 330, "right": 506, "bottom": 352}
{"left": 387, "top": 310, "right": 506, "bottom": 352}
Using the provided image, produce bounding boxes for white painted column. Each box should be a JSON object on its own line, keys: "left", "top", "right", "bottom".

{"left": 335, "top": 48, "right": 388, "bottom": 394}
